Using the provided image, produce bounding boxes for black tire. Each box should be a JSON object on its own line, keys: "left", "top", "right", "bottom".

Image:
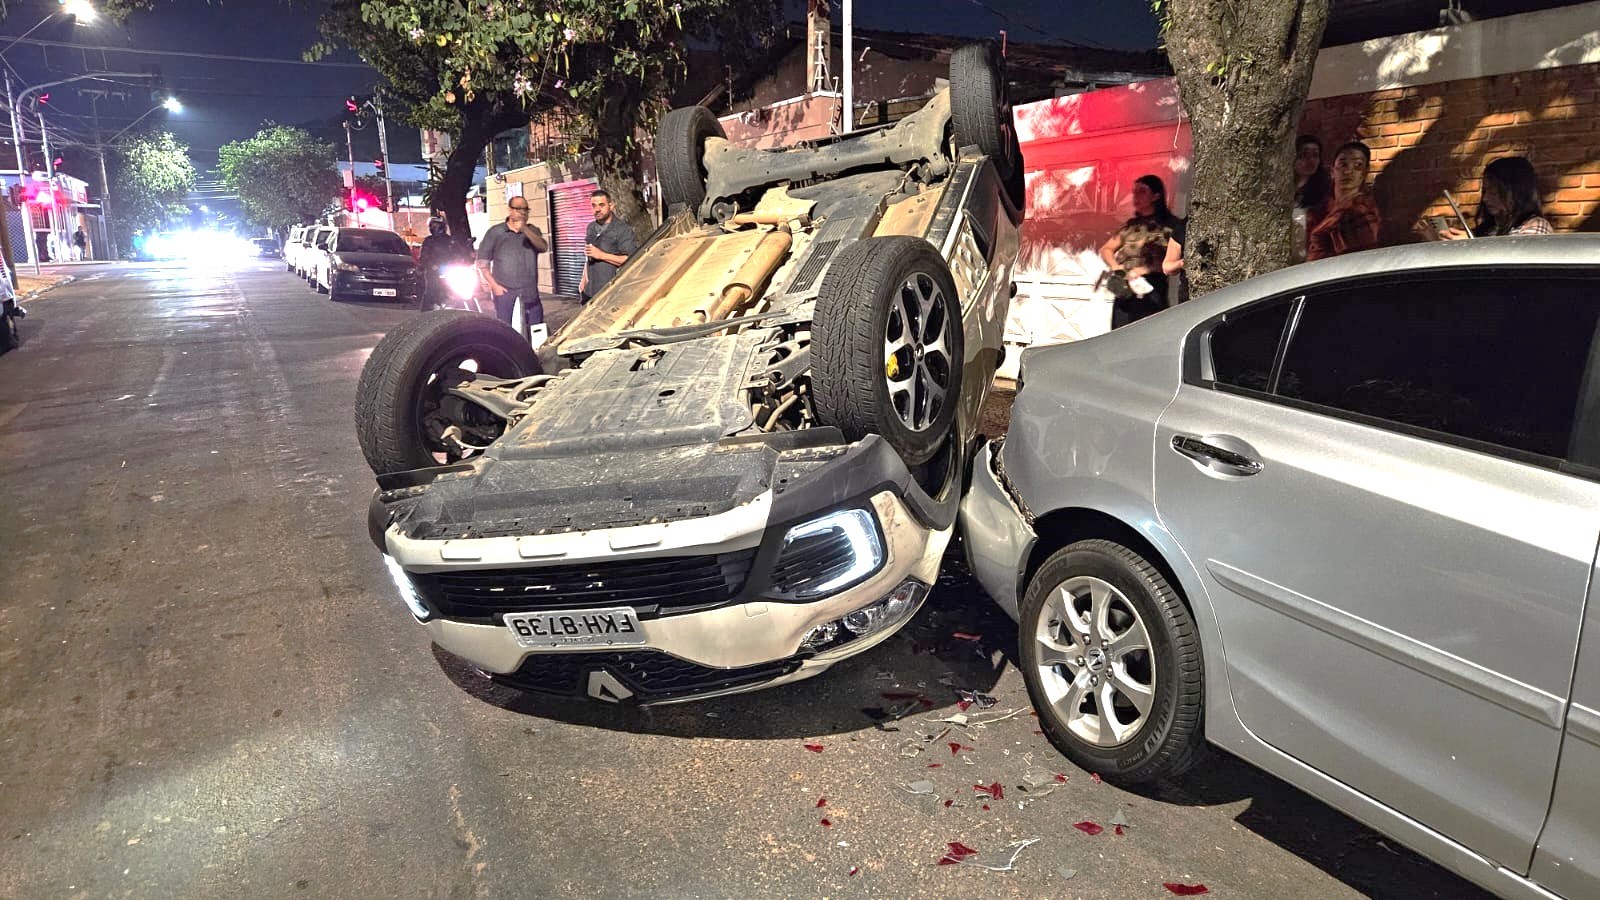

{"left": 1019, "top": 539, "right": 1204, "bottom": 784}
{"left": 950, "top": 41, "right": 1025, "bottom": 210}
{"left": 812, "top": 237, "right": 963, "bottom": 467}
{"left": 354, "top": 310, "right": 541, "bottom": 476}
{"left": 655, "top": 105, "right": 724, "bottom": 215}
{"left": 0, "top": 305, "right": 17, "bottom": 354}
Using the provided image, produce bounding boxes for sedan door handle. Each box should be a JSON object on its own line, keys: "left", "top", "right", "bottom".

{"left": 1171, "top": 435, "right": 1263, "bottom": 477}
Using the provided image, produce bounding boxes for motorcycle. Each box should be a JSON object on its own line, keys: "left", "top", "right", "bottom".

{"left": 433, "top": 263, "right": 548, "bottom": 350}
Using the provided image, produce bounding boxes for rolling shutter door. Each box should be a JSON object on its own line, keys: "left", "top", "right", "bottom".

{"left": 549, "top": 179, "right": 597, "bottom": 295}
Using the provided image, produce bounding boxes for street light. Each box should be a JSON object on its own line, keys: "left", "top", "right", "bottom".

{"left": 162, "top": 96, "right": 181, "bottom": 113}
{"left": 0, "top": 1, "right": 96, "bottom": 58}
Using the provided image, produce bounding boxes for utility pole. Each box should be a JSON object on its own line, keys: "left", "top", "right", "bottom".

{"left": 38, "top": 111, "right": 59, "bottom": 266}
{"left": 88, "top": 91, "right": 115, "bottom": 260}
{"left": 4, "top": 70, "right": 37, "bottom": 274}
{"left": 343, "top": 118, "right": 357, "bottom": 218}
{"left": 842, "top": 0, "right": 854, "bottom": 132}
{"left": 370, "top": 96, "right": 394, "bottom": 221}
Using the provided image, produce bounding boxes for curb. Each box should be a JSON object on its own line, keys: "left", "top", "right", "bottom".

{"left": 18, "top": 275, "right": 76, "bottom": 302}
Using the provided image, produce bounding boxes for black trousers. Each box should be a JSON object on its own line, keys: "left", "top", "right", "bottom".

{"left": 492, "top": 287, "right": 543, "bottom": 339}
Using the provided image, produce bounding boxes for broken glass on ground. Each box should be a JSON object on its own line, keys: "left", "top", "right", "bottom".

{"left": 1073, "top": 821, "right": 1104, "bottom": 836}
{"left": 1163, "top": 884, "right": 1210, "bottom": 896}
{"left": 959, "top": 839, "right": 1040, "bottom": 872}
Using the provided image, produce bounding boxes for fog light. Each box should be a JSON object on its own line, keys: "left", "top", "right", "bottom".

{"left": 382, "top": 554, "right": 431, "bottom": 621}
{"left": 842, "top": 607, "right": 880, "bottom": 635}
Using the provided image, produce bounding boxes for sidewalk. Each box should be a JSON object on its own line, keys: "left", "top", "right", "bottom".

{"left": 15, "top": 272, "right": 72, "bottom": 298}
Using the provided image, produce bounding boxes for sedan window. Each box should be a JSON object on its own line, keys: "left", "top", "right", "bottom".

{"left": 336, "top": 231, "right": 409, "bottom": 255}
{"left": 1210, "top": 301, "right": 1293, "bottom": 393}
{"left": 1277, "top": 275, "right": 1599, "bottom": 461}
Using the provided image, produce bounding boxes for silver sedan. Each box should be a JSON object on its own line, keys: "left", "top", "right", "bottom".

{"left": 961, "top": 235, "right": 1600, "bottom": 900}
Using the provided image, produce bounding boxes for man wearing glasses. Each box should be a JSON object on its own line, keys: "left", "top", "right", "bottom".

{"left": 476, "top": 196, "right": 549, "bottom": 339}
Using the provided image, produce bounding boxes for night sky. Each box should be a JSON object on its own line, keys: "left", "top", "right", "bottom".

{"left": 0, "top": 0, "right": 1158, "bottom": 225}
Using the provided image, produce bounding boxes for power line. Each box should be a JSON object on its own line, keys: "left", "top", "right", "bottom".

{"left": 0, "top": 35, "right": 374, "bottom": 68}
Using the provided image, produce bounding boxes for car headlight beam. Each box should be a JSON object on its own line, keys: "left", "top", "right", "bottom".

{"left": 382, "top": 554, "right": 431, "bottom": 621}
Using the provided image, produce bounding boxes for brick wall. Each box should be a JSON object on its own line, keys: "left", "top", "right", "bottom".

{"left": 1299, "top": 61, "right": 1600, "bottom": 243}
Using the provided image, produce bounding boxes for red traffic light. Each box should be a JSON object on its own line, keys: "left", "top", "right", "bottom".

{"left": 373, "top": 159, "right": 384, "bottom": 170}
{"left": 354, "top": 195, "right": 371, "bottom": 212}
{"left": 38, "top": 92, "right": 49, "bottom": 104}
{"left": 346, "top": 97, "right": 359, "bottom": 112}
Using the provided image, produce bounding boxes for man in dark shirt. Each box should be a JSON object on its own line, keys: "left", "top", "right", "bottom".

{"left": 579, "top": 189, "right": 637, "bottom": 303}
{"left": 476, "top": 196, "right": 549, "bottom": 339}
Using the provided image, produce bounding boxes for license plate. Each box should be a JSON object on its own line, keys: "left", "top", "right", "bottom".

{"left": 373, "top": 287, "right": 398, "bottom": 297}
{"left": 503, "top": 607, "right": 646, "bottom": 649}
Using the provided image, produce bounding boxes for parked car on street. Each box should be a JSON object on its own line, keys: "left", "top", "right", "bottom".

{"left": 295, "top": 226, "right": 333, "bottom": 280}
{"left": 312, "top": 227, "right": 420, "bottom": 302}
{"left": 357, "top": 42, "right": 1025, "bottom": 705}
{"left": 959, "top": 235, "right": 1600, "bottom": 900}
{"left": 283, "top": 225, "right": 308, "bottom": 272}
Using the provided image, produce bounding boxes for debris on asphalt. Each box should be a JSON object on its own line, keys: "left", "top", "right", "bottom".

{"left": 875, "top": 670, "right": 896, "bottom": 681}
{"left": 1073, "top": 821, "right": 1104, "bottom": 836}
{"left": 881, "top": 691, "right": 936, "bottom": 709}
{"left": 961, "top": 839, "right": 1040, "bottom": 872}
{"left": 1111, "top": 807, "right": 1132, "bottom": 835}
{"left": 820, "top": 818, "right": 832, "bottom": 827}
{"left": 1021, "top": 769, "right": 1056, "bottom": 790}
{"left": 803, "top": 743, "right": 825, "bottom": 753}
{"left": 948, "top": 742, "right": 974, "bottom": 756}
{"left": 972, "top": 782, "right": 1004, "bottom": 801}
{"left": 1164, "top": 884, "right": 1210, "bottom": 896}
{"left": 816, "top": 797, "right": 827, "bottom": 808}
{"left": 1090, "top": 772, "right": 1102, "bottom": 784}
{"left": 957, "top": 689, "right": 999, "bottom": 710}
{"left": 849, "top": 866, "right": 860, "bottom": 877}
{"left": 951, "top": 631, "right": 983, "bottom": 642}
{"left": 904, "top": 780, "right": 937, "bottom": 795}
{"left": 926, "top": 763, "right": 942, "bottom": 769}
{"left": 936, "top": 841, "right": 980, "bottom": 865}
{"left": 1058, "top": 866, "right": 1079, "bottom": 880}
{"left": 1115, "top": 825, "right": 1125, "bottom": 836}
{"left": 1055, "top": 773, "right": 1069, "bottom": 783}
{"left": 939, "top": 713, "right": 970, "bottom": 726}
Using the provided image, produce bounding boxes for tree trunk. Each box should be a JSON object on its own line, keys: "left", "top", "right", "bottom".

{"left": 1166, "top": 0, "right": 1330, "bottom": 295}
{"left": 592, "top": 85, "right": 654, "bottom": 241}
{"left": 435, "top": 96, "right": 525, "bottom": 240}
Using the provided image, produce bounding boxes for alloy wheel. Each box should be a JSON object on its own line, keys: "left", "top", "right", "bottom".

{"left": 1034, "top": 575, "right": 1157, "bottom": 747}
{"left": 883, "top": 272, "right": 953, "bottom": 433}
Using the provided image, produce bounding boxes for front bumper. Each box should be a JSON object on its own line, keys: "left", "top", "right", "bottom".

{"left": 957, "top": 439, "right": 1037, "bottom": 621}
{"left": 334, "top": 271, "right": 419, "bottom": 299}
{"left": 386, "top": 489, "right": 950, "bottom": 703}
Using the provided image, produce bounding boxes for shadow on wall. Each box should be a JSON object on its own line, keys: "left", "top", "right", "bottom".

{"left": 1300, "top": 60, "right": 1600, "bottom": 242}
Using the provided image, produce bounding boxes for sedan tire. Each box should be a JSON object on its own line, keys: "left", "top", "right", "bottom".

{"left": 1019, "top": 539, "right": 1203, "bottom": 783}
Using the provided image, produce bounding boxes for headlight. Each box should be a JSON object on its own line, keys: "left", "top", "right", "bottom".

{"left": 382, "top": 554, "right": 431, "bottom": 621}
{"left": 442, "top": 264, "right": 480, "bottom": 300}
{"left": 335, "top": 259, "right": 360, "bottom": 273}
{"left": 766, "top": 508, "right": 884, "bottom": 600}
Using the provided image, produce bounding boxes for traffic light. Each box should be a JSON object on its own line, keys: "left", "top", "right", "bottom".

{"left": 37, "top": 92, "right": 48, "bottom": 104}
{"left": 373, "top": 159, "right": 384, "bottom": 171}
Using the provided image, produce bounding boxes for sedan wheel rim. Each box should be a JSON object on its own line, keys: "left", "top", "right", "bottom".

{"left": 1035, "top": 576, "right": 1157, "bottom": 748}
{"left": 883, "top": 272, "right": 953, "bottom": 433}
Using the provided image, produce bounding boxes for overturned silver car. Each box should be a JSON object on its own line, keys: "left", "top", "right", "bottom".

{"left": 357, "top": 43, "right": 1023, "bottom": 703}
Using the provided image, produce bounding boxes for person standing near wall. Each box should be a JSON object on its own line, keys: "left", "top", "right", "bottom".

{"left": 1293, "top": 135, "right": 1333, "bottom": 261}
{"left": 1422, "top": 156, "right": 1554, "bottom": 240}
{"left": 476, "top": 196, "right": 549, "bottom": 341}
{"left": 579, "top": 189, "right": 636, "bottom": 304}
{"left": 1100, "top": 174, "right": 1186, "bottom": 328}
{"left": 1307, "top": 141, "right": 1382, "bottom": 261}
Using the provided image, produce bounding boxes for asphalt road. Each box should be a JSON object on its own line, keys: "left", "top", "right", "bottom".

{"left": 0, "top": 261, "right": 1491, "bottom": 899}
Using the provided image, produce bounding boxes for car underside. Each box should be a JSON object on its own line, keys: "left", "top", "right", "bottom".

{"left": 357, "top": 42, "right": 1024, "bottom": 703}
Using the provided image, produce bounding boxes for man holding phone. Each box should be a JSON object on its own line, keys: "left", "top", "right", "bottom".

{"left": 477, "top": 196, "right": 550, "bottom": 340}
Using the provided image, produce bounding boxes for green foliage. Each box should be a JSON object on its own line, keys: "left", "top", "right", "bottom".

{"left": 107, "top": 131, "right": 195, "bottom": 252}
{"left": 320, "top": 0, "right": 777, "bottom": 145}
{"left": 218, "top": 125, "right": 345, "bottom": 231}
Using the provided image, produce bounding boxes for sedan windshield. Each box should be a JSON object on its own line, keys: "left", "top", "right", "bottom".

{"left": 337, "top": 231, "right": 409, "bottom": 255}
